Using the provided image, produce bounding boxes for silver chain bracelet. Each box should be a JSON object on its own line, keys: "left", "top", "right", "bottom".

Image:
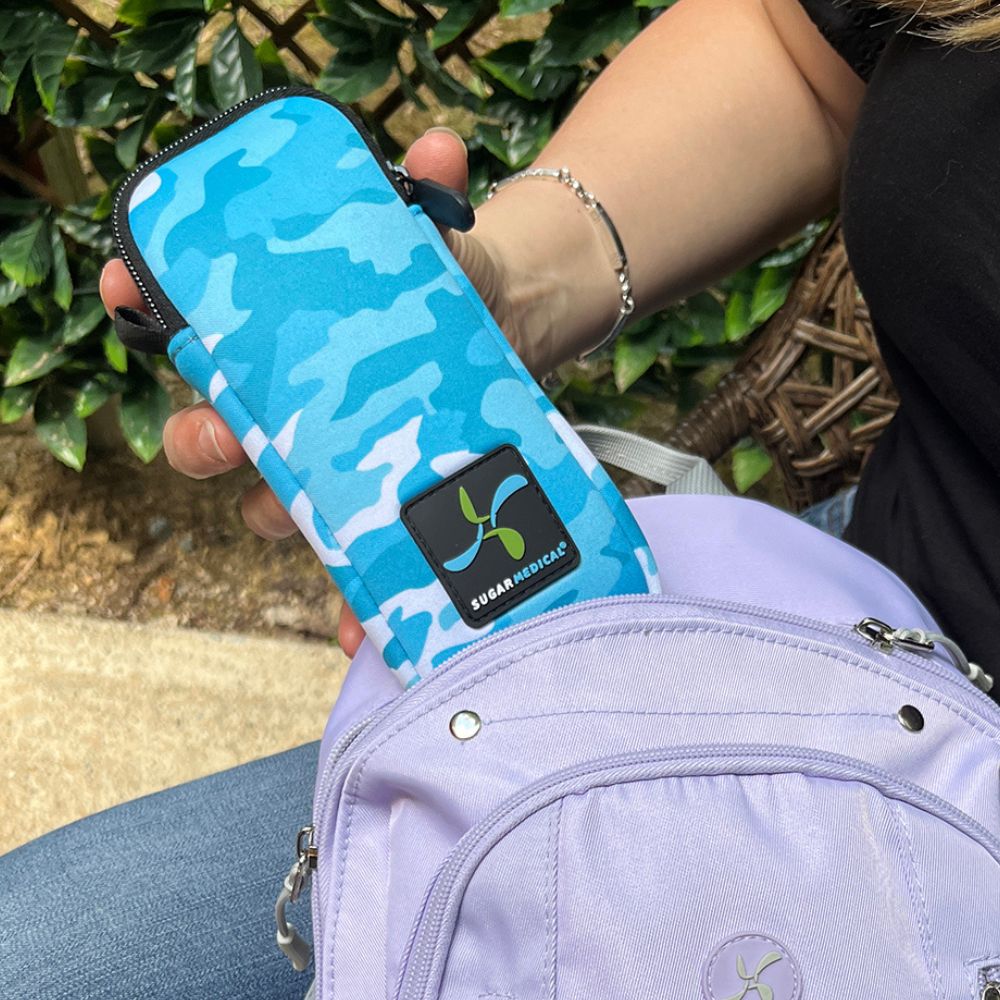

{"left": 486, "top": 166, "right": 635, "bottom": 359}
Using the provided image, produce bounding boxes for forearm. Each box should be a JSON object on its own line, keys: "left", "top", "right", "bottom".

{"left": 474, "top": 0, "right": 863, "bottom": 372}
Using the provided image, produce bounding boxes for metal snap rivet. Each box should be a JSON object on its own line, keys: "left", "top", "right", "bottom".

{"left": 897, "top": 705, "right": 924, "bottom": 732}
{"left": 981, "top": 984, "right": 1000, "bottom": 1000}
{"left": 449, "top": 710, "right": 482, "bottom": 741}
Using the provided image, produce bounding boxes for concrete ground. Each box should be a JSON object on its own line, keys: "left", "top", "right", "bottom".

{"left": 0, "top": 610, "right": 348, "bottom": 855}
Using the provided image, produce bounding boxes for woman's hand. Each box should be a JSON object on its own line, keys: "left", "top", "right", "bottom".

{"left": 100, "top": 127, "right": 509, "bottom": 658}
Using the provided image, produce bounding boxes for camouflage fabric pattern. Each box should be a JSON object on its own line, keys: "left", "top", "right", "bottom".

{"left": 125, "top": 93, "right": 658, "bottom": 686}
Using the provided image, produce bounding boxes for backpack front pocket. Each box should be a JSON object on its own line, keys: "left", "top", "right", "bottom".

{"left": 396, "top": 746, "right": 1000, "bottom": 1000}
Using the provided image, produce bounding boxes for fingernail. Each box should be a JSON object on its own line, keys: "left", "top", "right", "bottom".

{"left": 197, "top": 419, "right": 229, "bottom": 467}
{"left": 99, "top": 266, "right": 113, "bottom": 316}
{"left": 426, "top": 126, "right": 466, "bottom": 151}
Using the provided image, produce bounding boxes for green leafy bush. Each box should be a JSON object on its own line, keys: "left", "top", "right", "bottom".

{"left": 0, "top": 0, "right": 808, "bottom": 488}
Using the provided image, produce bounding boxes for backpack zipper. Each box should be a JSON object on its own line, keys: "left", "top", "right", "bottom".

{"left": 393, "top": 743, "right": 1000, "bottom": 1000}
{"left": 854, "top": 616, "right": 993, "bottom": 693}
{"left": 301, "top": 593, "right": 1000, "bottom": 991}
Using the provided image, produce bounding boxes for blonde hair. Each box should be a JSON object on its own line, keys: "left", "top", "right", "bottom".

{"left": 879, "top": 0, "right": 1000, "bottom": 44}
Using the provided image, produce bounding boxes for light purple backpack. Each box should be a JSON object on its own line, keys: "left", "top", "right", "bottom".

{"left": 276, "top": 429, "right": 1000, "bottom": 1000}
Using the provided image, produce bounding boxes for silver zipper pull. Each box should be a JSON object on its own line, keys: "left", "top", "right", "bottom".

{"left": 854, "top": 617, "right": 994, "bottom": 694}
{"left": 275, "top": 824, "right": 317, "bottom": 971}
{"left": 290, "top": 824, "right": 318, "bottom": 901}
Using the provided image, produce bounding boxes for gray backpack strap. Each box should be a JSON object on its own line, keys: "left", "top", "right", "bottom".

{"left": 575, "top": 424, "right": 731, "bottom": 497}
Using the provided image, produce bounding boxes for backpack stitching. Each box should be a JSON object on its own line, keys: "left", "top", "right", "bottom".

{"left": 484, "top": 708, "right": 894, "bottom": 726}
{"left": 544, "top": 799, "right": 561, "bottom": 1000}
{"left": 704, "top": 934, "right": 800, "bottom": 999}
{"left": 891, "top": 801, "right": 945, "bottom": 999}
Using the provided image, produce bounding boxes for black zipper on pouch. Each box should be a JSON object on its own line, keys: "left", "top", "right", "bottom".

{"left": 111, "top": 86, "right": 473, "bottom": 354}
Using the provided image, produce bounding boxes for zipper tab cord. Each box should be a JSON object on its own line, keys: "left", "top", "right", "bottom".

{"left": 276, "top": 824, "right": 317, "bottom": 971}
{"left": 855, "top": 617, "right": 994, "bottom": 693}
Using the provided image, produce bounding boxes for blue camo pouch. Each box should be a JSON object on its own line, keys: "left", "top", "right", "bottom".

{"left": 113, "top": 87, "right": 659, "bottom": 686}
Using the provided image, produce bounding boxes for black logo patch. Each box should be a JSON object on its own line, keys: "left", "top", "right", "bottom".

{"left": 402, "top": 445, "right": 580, "bottom": 627}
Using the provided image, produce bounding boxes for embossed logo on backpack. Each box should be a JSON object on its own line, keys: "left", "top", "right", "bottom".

{"left": 703, "top": 935, "right": 801, "bottom": 1000}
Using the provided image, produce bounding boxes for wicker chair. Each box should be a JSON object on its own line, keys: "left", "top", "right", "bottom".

{"left": 665, "top": 221, "right": 897, "bottom": 510}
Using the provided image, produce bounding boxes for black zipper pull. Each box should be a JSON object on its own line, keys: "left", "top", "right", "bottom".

{"left": 114, "top": 306, "right": 173, "bottom": 355}
{"left": 393, "top": 166, "right": 475, "bottom": 232}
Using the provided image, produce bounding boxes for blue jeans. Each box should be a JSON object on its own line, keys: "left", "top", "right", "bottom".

{"left": 798, "top": 485, "right": 857, "bottom": 539}
{"left": 0, "top": 743, "right": 318, "bottom": 999}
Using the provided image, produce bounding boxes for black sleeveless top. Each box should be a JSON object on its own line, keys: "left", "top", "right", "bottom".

{"left": 798, "top": 0, "right": 1000, "bottom": 693}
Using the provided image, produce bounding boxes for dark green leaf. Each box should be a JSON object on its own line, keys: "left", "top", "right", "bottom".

{"left": 103, "top": 326, "right": 128, "bottom": 373}
{"left": 119, "top": 372, "right": 171, "bottom": 463}
{"left": 543, "top": 3, "right": 641, "bottom": 65}
{"left": 173, "top": 36, "right": 199, "bottom": 116}
{"left": 92, "top": 184, "right": 117, "bottom": 221}
{"left": 85, "top": 134, "right": 123, "bottom": 185}
{"left": 56, "top": 206, "right": 114, "bottom": 255}
{"left": 30, "top": 14, "right": 76, "bottom": 113}
{"left": 475, "top": 42, "right": 578, "bottom": 101}
{"left": 115, "top": 94, "right": 167, "bottom": 169}
{"left": 613, "top": 322, "right": 668, "bottom": 392}
{"left": 4, "top": 333, "right": 66, "bottom": 386}
{"left": 634, "top": 0, "right": 678, "bottom": 7}
{"left": 310, "top": 12, "right": 372, "bottom": 54}
{"left": 0, "top": 383, "right": 37, "bottom": 424}
{"left": 50, "top": 226, "right": 72, "bottom": 310}
{"left": 209, "top": 20, "right": 263, "bottom": 110}
{"left": 749, "top": 266, "right": 795, "bottom": 325}
{"left": 254, "top": 37, "right": 290, "bottom": 89}
{"left": 431, "top": 0, "right": 482, "bottom": 47}
{"left": 0, "top": 197, "right": 41, "bottom": 217}
{"left": 73, "top": 375, "right": 113, "bottom": 419}
{"left": 118, "top": 0, "right": 205, "bottom": 28}
{"left": 52, "top": 74, "right": 151, "bottom": 128}
{"left": 344, "top": 0, "right": 412, "bottom": 31}
{"left": 0, "top": 277, "right": 26, "bottom": 307}
{"left": 411, "top": 36, "right": 471, "bottom": 105}
{"left": 0, "top": 16, "right": 33, "bottom": 115}
{"left": 0, "top": 64, "right": 28, "bottom": 117}
{"left": 35, "top": 385, "right": 87, "bottom": 471}
{"left": 0, "top": 216, "right": 52, "bottom": 287}
{"left": 114, "top": 17, "right": 202, "bottom": 75}
{"left": 758, "top": 220, "right": 827, "bottom": 267}
{"left": 732, "top": 441, "right": 773, "bottom": 493}
{"left": 205, "top": 0, "right": 229, "bottom": 13}
{"left": 57, "top": 295, "right": 105, "bottom": 345}
{"left": 66, "top": 33, "right": 115, "bottom": 69}
{"left": 316, "top": 51, "right": 395, "bottom": 104}
{"left": 479, "top": 95, "right": 553, "bottom": 169}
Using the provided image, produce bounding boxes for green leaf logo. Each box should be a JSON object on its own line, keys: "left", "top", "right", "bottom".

{"left": 444, "top": 475, "right": 529, "bottom": 573}
{"left": 458, "top": 486, "right": 489, "bottom": 525}
{"left": 484, "top": 525, "right": 525, "bottom": 560}
{"left": 722, "top": 950, "right": 784, "bottom": 1000}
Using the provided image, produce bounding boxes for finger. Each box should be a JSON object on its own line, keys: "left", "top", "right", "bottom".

{"left": 337, "top": 606, "right": 365, "bottom": 658}
{"left": 100, "top": 259, "right": 146, "bottom": 317}
{"left": 404, "top": 127, "right": 468, "bottom": 192}
{"left": 240, "top": 479, "right": 298, "bottom": 541}
{"left": 162, "top": 401, "right": 247, "bottom": 480}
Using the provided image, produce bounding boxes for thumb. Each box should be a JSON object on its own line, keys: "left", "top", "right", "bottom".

{"left": 403, "top": 126, "right": 468, "bottom": 193}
